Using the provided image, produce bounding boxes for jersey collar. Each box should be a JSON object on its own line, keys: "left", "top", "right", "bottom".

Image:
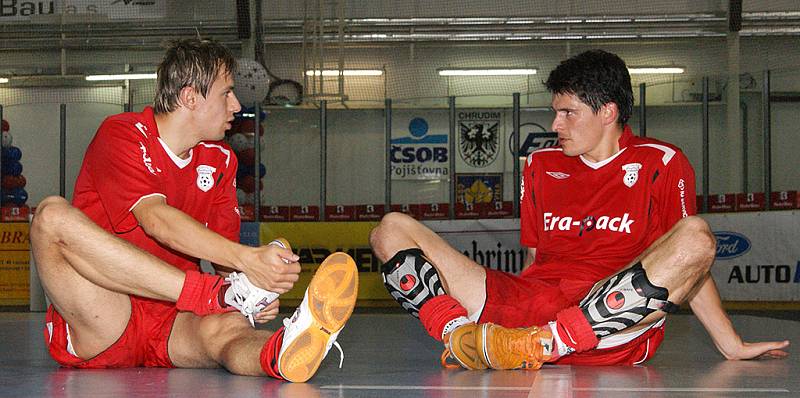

{"left": 579, "top": 124, "right": 632, "bottom": 170}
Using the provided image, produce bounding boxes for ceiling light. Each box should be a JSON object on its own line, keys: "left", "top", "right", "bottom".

{"left": 305, "top": 69, "right": 383, "bottom": 76}
{"left": 85, "top": 73, "right": 157, "bottom": 81}
{"left": 628, "top": 67, "right": 684, "bottom": 74}
{"left": 438, "top": 68, "right": 537, "bottom": 76}
{"left": 0, "top": 78, "right": 8, "bottom": 84}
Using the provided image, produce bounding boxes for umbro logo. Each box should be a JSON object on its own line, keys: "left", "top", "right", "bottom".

{"left": 546, "top": 171, "right": 571, "bottom": 179}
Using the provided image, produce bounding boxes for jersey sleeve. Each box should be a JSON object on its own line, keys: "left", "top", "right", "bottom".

{"left": 205, "top": 148, "right": 240, "bottom": 243}
{"left": 653, "top": 149, "right": 697, "bottom": 230}
{"left": 519, "top": 155, "right": 539, "bottom": 248}
{"left": 85, "top": 119, "right": 164, "bottom": 233}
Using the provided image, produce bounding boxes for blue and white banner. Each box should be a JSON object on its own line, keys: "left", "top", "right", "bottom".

{"left": 702, "top": 211, "right": 800, "bottom": 301}
{"left": 391, "top": 113, "right": 450, "bottom": 180}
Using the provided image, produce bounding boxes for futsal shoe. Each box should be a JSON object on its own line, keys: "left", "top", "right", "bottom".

{"left": 225, "top": 238, "right": 292, "bottom": 327}
{"left": 278, "top": 252, "right": 359, "bottom": 382}
{"left": 441, "top": 323, "right": 488, "bottom": 370}
{"left": 475, "top": 323, "right": 553, "bottom": 370}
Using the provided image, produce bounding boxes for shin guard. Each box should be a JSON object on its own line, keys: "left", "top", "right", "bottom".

{"left": 579, "top": 262, "right": 679, "bottom": 338}
{"left": 381, "top": 248, "right": 445, "bottom": 317}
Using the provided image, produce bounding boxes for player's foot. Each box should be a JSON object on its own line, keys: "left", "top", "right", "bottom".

{"left": 441, "top": 323, "right": 487, "bottom": 370}
{"left": 278, "top": 252, "right": 359, "bottom": 382}
{"left": 475, "top": 323, "right": 553, "bottom": 370}
{"left": 224, "top": 238, "right": 291, "bottom": 327}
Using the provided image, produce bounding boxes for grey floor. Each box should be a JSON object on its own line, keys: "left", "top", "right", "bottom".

{"left": 1, "top": 312, "right": 797, "bottom": 397}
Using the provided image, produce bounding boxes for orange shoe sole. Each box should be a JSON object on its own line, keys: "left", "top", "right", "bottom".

{"left": 279, "top": 252, "right": 359, "bottom": 382}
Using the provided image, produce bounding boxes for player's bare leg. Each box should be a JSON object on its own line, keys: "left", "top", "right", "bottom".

{"left": 168, "top": 311, "right": 274, "bottom": 374}
{"left": 31, "top": 196, "right": 187, "bottom": 359}
{"left": 369, "top": 211, "right": 486, "bottom": 315}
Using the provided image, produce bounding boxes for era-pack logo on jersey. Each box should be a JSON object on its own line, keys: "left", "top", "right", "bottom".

{"left": 622, "top": 163, "right": 642, "bottom": 188}
{"left": 544, "top": 212, "right": 635, "bottom": 236}
{"left": 196, "top": 165, "right": 217, "bottom": 192}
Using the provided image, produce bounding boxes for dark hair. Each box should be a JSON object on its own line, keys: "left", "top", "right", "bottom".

{"left": 545, "top": 49, "right": 633, "bottom": 126}
{"left": 153, "top": 38, "right": 237, "bottom": 114}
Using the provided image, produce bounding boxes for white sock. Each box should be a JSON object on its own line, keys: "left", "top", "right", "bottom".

{"left": 548, "top": 321, "right": 575, "bottom": 358}
{"left": 441, "top": 316, "right": 472, "bottom": 341}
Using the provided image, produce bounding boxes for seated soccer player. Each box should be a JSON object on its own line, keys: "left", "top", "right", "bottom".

{"left": 370, "top": 49, "right": 789, "bottom": 369}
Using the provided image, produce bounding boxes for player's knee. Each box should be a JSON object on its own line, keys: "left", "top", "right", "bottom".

{"left": 31, "top": 196, "right": 71, "bottom": 239}
{"left": 674, "top": 216, "right": 716, "bottom": 271}
{"left": 196, "top": 313, "right": 249, "bottom": 354}
{"left": 370, "top": 212, "right": 413, "bottom": 257}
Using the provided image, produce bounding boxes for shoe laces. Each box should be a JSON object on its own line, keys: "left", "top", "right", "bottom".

{"left": 225, "top": 273, "right": 257, "bottom": 326}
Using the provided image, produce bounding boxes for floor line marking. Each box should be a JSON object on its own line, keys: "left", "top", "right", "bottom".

{"left": 321, "top": 385, "right": 791, "bottom": 393}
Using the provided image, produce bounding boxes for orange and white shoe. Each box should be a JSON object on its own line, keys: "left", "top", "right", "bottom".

{"left": 443, "top": 322, "right": 553, "bottom": 370}
{"left": 277, "top": 252, "right": 359, "bottom": 383}
{"left": 441, "top": 323, "right": 487, "bottom": 370}
{"left": 475, "top": 323, "right": 553, "bottom": 370}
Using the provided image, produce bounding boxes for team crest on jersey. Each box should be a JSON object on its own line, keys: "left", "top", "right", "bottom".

{"left": 621, "top": 163, "right": 642, "bottom": 188}
{"left": 196, "top": 165, "right": 217, "bottom": 192}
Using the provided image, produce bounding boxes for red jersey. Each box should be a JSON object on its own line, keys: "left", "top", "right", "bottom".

{"left": 73, "top": 106, "right": 240, "bottom": 272}
{"left": 520, "top": 126, "right": 696, "bottom": 284}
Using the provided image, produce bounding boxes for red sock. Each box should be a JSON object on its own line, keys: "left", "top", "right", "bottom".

{"left": 418, "top": 295, "right": 468, "bottom": 342}
{"left": 554, "top": 306, "right": 598, "bottom": 353}
{"left": 260, "top": 327, "right": 285, "bottom": 380}
{"left": 175, "top": 270, "right": 232, "bottom": 316}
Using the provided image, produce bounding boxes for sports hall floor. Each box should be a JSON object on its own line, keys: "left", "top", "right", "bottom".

{"left": 1, "top": 310, "right": 797, "bottom": 397}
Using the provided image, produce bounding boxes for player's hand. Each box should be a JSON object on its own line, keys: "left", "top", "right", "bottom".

{"left": 723, "top": 339, "right": 790, "bottom": 360}
{"left": 253, "top": 299, "right": 280, "bottom": 323}
{"left": 239, "top": 244, "right": 300, "bottom": 293}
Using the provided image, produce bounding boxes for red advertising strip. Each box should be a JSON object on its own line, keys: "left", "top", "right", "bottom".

{"left": 238, "top": 204, "right": 255, "bottom": 221}
{"left": 325, "top": 205, "right": 356, "bottom": 221}
{"left": 770, "top": 191, "right": 798, "bottom": 210}
{"left": 390, "top": 204, "right": 421, "bottom": 218}
{"left": 261, "top": 205, "right": 290, "bottom": 222}
{"left": 0, "top": 205, "right": 29, "bottom": 222}
{"left": 289, "top": 205, "right": 320, "bottom": 222}
{"left": 707, "top": 194, "right": 736, "bottom": 213}
{"left": 735, "top": 193, "right": 765, "bottom": 212}
{"left": 355, "top": 204, "right": 386, "bottom": 221}
{"left": 485, "top": 201, "right": 514, "bottom": 218}
{"left": 419, "top": 203, "right": 449, "bottom": 220}
{"left": 455, "top": 203, "right": 481, "bottom": 219}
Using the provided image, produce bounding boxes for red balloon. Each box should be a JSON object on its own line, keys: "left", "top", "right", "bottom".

{"left": 238, "top": 175, "right": 255, "bottom": 193}
{"left": 238, "top": 148, "right": 255, "bottom": 166}
{"left": 1, "top": 175, "right": 24, "bottom": 189}
{"left": 237, "top": 175, "right": 263, "bottom": 193}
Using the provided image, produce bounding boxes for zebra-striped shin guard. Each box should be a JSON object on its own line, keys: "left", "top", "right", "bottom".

{"left": 381, "top": 248, "right": 445, "bottom": 318}
{"left": 579, "top": 262, "right": 679, "bottom": 338}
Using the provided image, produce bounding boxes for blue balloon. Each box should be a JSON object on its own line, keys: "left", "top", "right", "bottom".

{"left": 2, "top": 160, "right": 22, "bottom": 176}
{"left": 237, "top": 166, "right": 253, "bottom": 179}
{"left": 2, "top": 146, "right": 21, "bottom": 162}
{"left": 2, "top": 187, "right": 27, "bottom": 205}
